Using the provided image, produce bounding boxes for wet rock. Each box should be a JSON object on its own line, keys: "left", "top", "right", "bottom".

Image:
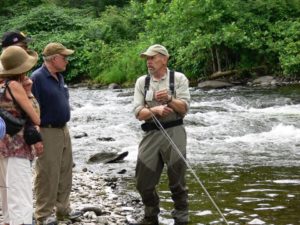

{"left": 248, "top": 218, "right": 266, "bottom": 224}
{"left": 108, "top": 83, "right": 121, "bottom": 89}
{"left": 117, "top": 92, "right": 134, "bottom": 97}
{"left": 87, "top": 151, "right": 128, "bottom": 164}
{"left": 87, "top": 83, "right": 106, "bottom": 89}
{"left": 106, "top": 151, "right": 128, "bottom": 163}
{"left": 74, "top": 132, "right": 88, "bottom": 139}
{"left": 97, "top": 137, "right": 115, "bottom": 142}
{"left": 104, "top": 177, "right": 118, "bottom": 182}
{"left": 198, "top": 80, "right": 233, "bottom": 89}
{"left": 81, "top": 206, "right": 103, "bottom": 216}
{"left": 252, "top": 76, "right": 276, "bottom": 86}
{"left": 86, "top": 115, "right": 102, "bottom": 122}
{"left": 117, "top": 169, "right": 127, "bottom": 174}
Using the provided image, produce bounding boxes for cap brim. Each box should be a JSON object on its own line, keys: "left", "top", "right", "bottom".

{"left": 61, "top": 49, "right": 74, "bottom": 56}
{"left": 140, "top": 51, "right": 158, "bottom": 58}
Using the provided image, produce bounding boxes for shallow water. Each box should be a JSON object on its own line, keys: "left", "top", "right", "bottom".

{"left": 69, "top": 85, "right": 300, "bottom": 224}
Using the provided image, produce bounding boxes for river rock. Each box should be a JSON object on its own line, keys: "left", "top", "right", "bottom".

{"left": 197, "top": 80, "right": 233, "bottom": 89}
{"left": 81, "top": 206, "right": 103, "bottom": 216}
{"left": 251, "top": 76, "right": 276, "bottom": 86}
{"left": 248, "top": 218, "right": 266, "bottom": 224}
{"left": 108, "top": 83, "right": 121, "bottom": 89}
{"left": 97, "top": 137, "right": 115, "bottom": 142}
{"left": 74, "top": 132, "right": 88, "bottom": 139}
{"left": 117, "top": 92, "right": 134, "bottom": 97}
{"left": 87, "top": 151, "right": 128, "bottom": 164}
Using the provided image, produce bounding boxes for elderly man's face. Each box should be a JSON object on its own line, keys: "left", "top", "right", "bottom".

{"left": 52, "top": 54, "right": 69, "bottom": 72}
{"left": 146, "top": 54, "right": 168, "bottom": 75}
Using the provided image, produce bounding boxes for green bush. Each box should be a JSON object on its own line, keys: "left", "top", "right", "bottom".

{"left": 1, "top": 0, "right": 300, "bottom": 84}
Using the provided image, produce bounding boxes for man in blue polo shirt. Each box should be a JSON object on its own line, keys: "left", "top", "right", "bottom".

{"left": 31, "top": 42, "right": 81, "bottom": 225}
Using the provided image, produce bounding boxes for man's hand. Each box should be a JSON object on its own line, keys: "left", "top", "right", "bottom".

{"left": 155, "top": 105, "right": 174, "bottom": 117}
{"left": 155, "top": 89, "right": 171, "bottom": 104}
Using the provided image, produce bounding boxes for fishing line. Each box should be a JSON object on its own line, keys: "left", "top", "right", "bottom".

{"left": 150, "top": 111, "right": 229, "bottom": 225}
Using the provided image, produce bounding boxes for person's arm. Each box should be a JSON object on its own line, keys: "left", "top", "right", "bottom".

{"left": 133, "top": 76, "right": 148, "bottom": 120}
{"left": 167, "top": 73, "right": 190, "bottom": 117}
{"left": 7, "top": 81, "right": 40, "bottom": 125}
{"left": 166, "top": 97, "right": 187, "bottom": 116}
{"left": 137, "top": 105, "right": 174, "bottom": 121}
{"left": 154, "top": 89, "right": 188, "bottom": 116}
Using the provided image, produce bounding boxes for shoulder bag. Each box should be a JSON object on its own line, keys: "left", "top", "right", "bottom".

{"left": 0, "top": 81, "right": 26, "bottom": 136}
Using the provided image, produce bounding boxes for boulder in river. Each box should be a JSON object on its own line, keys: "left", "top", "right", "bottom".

{"left": 87, "top": 151, "right": 129, "bottom": 164}
{"left": 251, "top": 75, "right": 276, "bottom": 86}
{"left": 197, "top": 80, "right": 233, "bottom": 89}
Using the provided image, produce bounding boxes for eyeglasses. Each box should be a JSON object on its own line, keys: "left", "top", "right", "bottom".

{"left": 56, "top": 54, "right": 69, "bottom": 62}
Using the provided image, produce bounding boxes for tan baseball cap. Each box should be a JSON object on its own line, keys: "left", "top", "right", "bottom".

{"left": 43, "top": 42, "right": 74, "bottom": 57}
{"left": 140, "top": 44, "right": 169, "bottom": 58}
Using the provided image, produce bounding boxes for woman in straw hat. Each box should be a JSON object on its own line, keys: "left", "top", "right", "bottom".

{"left": 0, "top": 46, "right": 42, "bottom": 225}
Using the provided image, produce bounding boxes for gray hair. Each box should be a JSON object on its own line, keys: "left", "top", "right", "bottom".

{"left": 43, "top": 54, "right": 58, "bottom": 62}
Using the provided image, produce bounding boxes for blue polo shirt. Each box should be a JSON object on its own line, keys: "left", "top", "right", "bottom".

{"left": 31, "top": 64, "right": 70, "bottom": 126}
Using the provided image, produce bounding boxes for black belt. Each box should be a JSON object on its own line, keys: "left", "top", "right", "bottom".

{"left": 41, "top": 123, "right": 66, "bottom": 128}
{"left": 141, "top": 119, "right": 183, "bottom": 132}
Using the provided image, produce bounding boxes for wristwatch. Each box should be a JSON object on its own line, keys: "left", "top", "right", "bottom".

{"left": 166, "top": 95, "right": 173, "bottom": 104}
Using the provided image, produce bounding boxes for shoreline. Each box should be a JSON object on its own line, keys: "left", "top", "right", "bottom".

{"left": 0, "top": 167, "right": 141, "bottom": 225}
{"left": 53, "top": 168, "right": 141, "bottom": 224}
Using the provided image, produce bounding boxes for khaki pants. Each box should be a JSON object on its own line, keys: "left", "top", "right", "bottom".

{"left": 135, "top": 125, "right": 188, "bottom": 222}
{"left": 34, "top": 126, "right": 73, "bottom": 223}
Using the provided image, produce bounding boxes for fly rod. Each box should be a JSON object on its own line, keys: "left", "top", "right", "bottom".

{"left": 150, "top": 111, "right": 230, "bottom": 225}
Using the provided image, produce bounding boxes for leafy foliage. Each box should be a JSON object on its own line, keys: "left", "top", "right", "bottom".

{"left": 0, "top": 0, "right": 300, "bottom": 84}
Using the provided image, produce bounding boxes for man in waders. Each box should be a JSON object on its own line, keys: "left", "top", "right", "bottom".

{"left": 133, "top": 44, "right": 190, "bottom": 225}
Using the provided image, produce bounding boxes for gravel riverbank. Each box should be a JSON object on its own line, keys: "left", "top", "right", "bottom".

{"left": 0, "top": 167, "right": 143, "bottom": 225}
{"left": 69, "top": 168, "right": 142, "bottom": 225}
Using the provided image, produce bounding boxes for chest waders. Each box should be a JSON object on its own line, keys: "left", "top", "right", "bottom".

{"left": 141, "top": 71, "right": 183, "bottom": 132}
{"left": 141, "top": 71, "right": 229, "bottom": 224}
{"left": 144, "top": 70, "right": 175, "bottom": 99}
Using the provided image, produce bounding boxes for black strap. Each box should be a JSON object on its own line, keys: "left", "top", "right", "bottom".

{"left": 4, "top": 80, "right": 26, "bottom": 118}
{"left": 169, "top": 70, "right": 175, "bottom": 95}
{"left": 5, "top": 80, "right": 18, "bottom": 105}
{"left": 141, "top": 118, "right": 183, "bottom": 132}
{"left": 144, "top": 74, "right": 151, "bottom": 96}
{"left": 144, "top": 70, "right": 175, "bottom": 99}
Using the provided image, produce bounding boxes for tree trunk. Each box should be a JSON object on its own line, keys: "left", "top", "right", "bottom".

{"left": 210, "top": 47, "right": 216, "bottom": 72}
{"left": 215, "top": 48, "right": 221, "bottom": 72}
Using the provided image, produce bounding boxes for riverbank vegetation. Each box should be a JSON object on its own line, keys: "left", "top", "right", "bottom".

{"left": 0, "top": 0, "right": 299, "bottom": 85}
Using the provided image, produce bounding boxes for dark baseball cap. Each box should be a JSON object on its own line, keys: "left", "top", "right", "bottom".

{"left": 1, "top": 31, "right": 32, "bottom": 48}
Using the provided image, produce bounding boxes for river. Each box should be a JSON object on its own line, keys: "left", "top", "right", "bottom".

{"left": 69, "top": 84, "right": 300, "bottom": 225}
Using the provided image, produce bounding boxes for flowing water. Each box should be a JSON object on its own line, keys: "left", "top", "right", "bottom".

{"left": 69, "top": 85, "right": 300, "bottom": 225}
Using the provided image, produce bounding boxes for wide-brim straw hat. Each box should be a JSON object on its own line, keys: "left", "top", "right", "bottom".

{"left": 0, "top": 45, "right": 38, "bottom": 78}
